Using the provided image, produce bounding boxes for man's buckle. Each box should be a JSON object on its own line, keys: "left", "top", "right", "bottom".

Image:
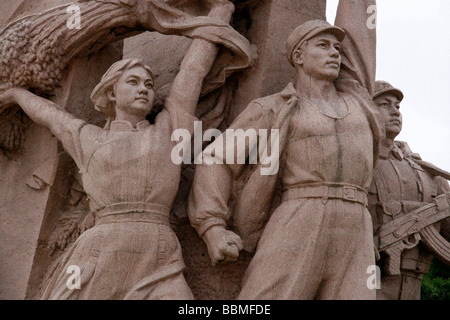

{"left": 343, "top": 186, "right": 357, "bottom": 201}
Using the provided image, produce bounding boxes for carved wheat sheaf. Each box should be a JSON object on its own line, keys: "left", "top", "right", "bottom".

{"left": 0, "top": 2, "right": 145, "bottom": 93}
{"left": 0, "top": 2, "right": 142, "bottom": 151}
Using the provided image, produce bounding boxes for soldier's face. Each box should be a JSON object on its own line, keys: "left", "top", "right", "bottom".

{"left": 299, "top": 33, "right": 342, "bottom": 81}
{"left": 111, "top": 66, "right": 155, "bottom": 117}
{"left": 374, "top": 93, "right": 402, "bottom": 138}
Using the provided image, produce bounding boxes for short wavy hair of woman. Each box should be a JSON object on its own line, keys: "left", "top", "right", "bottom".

{"left": 90, "top": 58, "right": 154, "bottom": 119}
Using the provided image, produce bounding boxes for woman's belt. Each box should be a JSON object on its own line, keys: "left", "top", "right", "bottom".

{"left": 95, "top": 202, "right": 171, "bottom": 226}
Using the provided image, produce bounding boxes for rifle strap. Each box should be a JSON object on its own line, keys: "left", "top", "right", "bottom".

{"left": 372, "top": 166, "right": 390, "bottom": 226}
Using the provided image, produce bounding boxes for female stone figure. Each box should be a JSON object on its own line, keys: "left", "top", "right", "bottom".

{"left": 0, "top": 1, "right": 234, "bottom": 300}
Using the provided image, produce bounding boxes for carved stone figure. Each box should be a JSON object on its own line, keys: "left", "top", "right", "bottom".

{"left": 188, "top": 0, "right": 383, "bottom": 299}
{"left": 0, "top": 1, "right": 249, "bottom": 300}
{"left": 0, "top": 0, "right": 254, "bottom": 153}
{"left": 369, "top": 80, "right": 450, "bottom": 300}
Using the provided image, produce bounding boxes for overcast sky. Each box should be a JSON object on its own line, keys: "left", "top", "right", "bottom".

{"left": 327, "top": 0, "right": 450, "bottom": 170}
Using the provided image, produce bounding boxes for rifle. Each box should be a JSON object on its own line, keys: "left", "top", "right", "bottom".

{"left": 378, "top": 192, "right": 450, "bottom": 276}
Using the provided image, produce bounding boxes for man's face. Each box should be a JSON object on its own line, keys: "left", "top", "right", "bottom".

{"left": 296, "top": 32, "right": 342, "bottom": 81}
{"left": 373, "top": 93, "right": 402, "bottom": 138}
{"left": 111, "top": 66, "right": 155, "bottom": 118}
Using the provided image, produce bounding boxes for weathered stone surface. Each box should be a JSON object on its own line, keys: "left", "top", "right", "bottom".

{"left": 0, "top": 0, "right": 255, "bottom": 300}
{"left": 4, "top": 0, "right": 445, "bottom": 302}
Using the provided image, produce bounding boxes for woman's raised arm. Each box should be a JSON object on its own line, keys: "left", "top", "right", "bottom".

{"left": 165, "top": 1, "right": 235, "bottom": 116}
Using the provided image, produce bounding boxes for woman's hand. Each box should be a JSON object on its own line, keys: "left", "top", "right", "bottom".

{"left": 0, "top": 88, "right": 19, "bottom": 113}
{"left": 205, "top": 0, "right": 235, "bottom": 22}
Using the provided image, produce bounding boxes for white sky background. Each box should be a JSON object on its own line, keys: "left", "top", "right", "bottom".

{"left": 327, "top": 0, "right": 450, "bottom": 170}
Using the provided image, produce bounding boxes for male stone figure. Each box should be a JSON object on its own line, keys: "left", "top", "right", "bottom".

{"left": 369, "top": 80, "right": 450, "bottom": 300}
{"left": 188, "top": 0, "right": 383, "bottom": 299}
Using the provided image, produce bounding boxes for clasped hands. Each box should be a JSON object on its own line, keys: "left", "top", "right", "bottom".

{"left": 202, "top": 225, "right": 243, "bottom": 266}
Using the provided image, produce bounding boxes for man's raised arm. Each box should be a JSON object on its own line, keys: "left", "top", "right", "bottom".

{"left": 335, "top": 0, "right": 377, "bottom": 97}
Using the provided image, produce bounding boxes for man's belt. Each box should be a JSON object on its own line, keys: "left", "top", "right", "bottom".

{"left": 282, "top": 183, "right": 368, "bottom": 206}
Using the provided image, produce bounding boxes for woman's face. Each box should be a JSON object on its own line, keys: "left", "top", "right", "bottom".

{"left": 110, "top": 66, "right": 155, "bottom": 118}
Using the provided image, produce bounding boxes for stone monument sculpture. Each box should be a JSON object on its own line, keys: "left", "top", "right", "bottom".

{"left": 369, "top": 80, "right": 450, "bottom": 300}
{"left": 1, "top": 0, "right": 333, "bottom": 301}
{"left": 2, "top": 0, "right": 447, "bottom": 301}
{"left": 0, "top": 0, "right": 254, "bottom": 299}
{"left": 188, "top": 0, "right": 384, "bottom": 299}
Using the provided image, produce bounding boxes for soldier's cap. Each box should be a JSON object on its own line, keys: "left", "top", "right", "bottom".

{"left": 286, "top": 20, "right": 346, "bottom": 66}
{"left": 373, "top": 80, "right": 404, "bottom": 102}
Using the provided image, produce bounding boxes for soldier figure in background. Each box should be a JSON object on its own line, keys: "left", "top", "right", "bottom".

{"left": 369, "top": 80, "right": 450, "bottom": 300}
